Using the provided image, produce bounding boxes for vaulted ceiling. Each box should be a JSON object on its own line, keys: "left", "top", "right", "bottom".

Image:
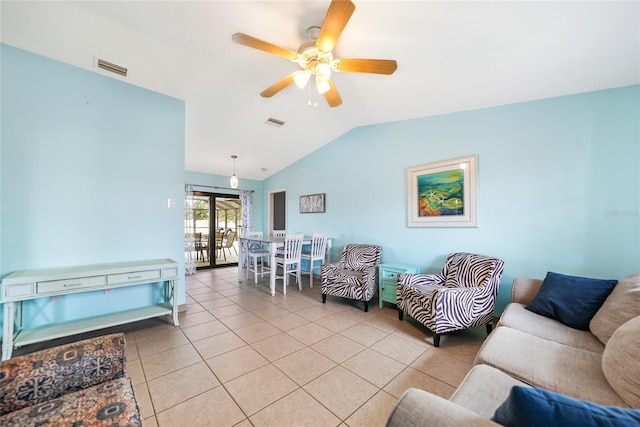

{"left": 2, "top": 1, "right": 638, "bottom": 180}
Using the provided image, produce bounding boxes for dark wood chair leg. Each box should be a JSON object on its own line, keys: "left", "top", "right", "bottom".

{"left": 486, "top": 322, "right": 493, "bottom": 335}
{"left": 322, "top": 294, "right": 327, "bottom": 304}
{"left": 398, "top": 309, "right": 404, "bottom": 321}
{"left": 364, "top": 301, "right": 369, "bottom": 312}
{"left": 433, "top": 333, "right": 441, "bottom": 347}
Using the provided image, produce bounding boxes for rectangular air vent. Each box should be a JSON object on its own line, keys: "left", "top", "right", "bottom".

{"left": 265, "top": 117, "right": 285, "bottom": 127}
{"left": 97, "top": 58, "right": 128, "bottom": 77}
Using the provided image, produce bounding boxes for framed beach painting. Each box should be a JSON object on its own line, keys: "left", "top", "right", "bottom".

{"left": 407, "top": 155, "right": 478, "bottom": 227}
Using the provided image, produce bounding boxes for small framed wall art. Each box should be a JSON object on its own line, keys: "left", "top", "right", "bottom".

{"left": 407, "top": 155, "right": 478, "bottom": 227}
{"left": 299, "top": 193, "right": 326, "bottom": 214}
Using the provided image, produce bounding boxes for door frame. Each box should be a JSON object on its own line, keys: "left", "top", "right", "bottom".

{"left": 192, "top": 191, "right": 240, "bottom": 269}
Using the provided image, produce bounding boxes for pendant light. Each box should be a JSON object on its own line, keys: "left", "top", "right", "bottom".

{"left": 229, "top": 155, "right": 239, "bottom": 189}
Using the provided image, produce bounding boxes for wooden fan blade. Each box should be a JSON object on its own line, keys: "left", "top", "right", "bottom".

{"left": 260, "top": 73, "right": 296, "bottom": 97}
{"left": 232, "top": 33, "right": 298, "bottom": 61}
{"left": 323, "top": 79, "right": 342, "bottom": 107}
{"left": 335, "top": 58, "right": 398, "bottom": 74}
{"left": 316, "top": 0, "right": 355, "bottom": 53}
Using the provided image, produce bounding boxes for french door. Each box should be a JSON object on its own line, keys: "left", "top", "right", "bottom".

{"left": 186, "top": 192, "right": 241, "bottom": 269}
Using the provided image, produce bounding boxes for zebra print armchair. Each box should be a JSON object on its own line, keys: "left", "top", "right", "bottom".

{"left": 396, "top": 252, "right": 505, "bottom": 347}
{"left": 321, "top": 244, "right": 382, "bottom": 312}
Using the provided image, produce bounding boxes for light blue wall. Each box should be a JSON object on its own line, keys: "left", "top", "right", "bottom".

{"left": 1, "top": 43, "right": 637, "bottom": 338}
{"left": 184, "top": 170, "right": 265, "bottom": 233}
{"left": 0, "top": 44, "right": 186, "bottom": 337}
{"left": 264, "top": 85, "right": 640, "bottom": 313}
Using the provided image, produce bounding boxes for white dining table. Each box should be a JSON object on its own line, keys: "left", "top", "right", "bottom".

{"left": 238, "top": 235, "right": 332, "bottom": 296}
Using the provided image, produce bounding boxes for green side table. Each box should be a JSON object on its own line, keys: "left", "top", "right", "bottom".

{"left": 379, "top": 262, "right": 420, "bottom": 308}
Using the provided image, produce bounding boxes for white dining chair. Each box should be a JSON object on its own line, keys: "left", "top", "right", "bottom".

{"left": 272, "top": 229, "right": 287, "bottom": 256}
{"left": 246, "top": 231, "right": 269, "bottom": 283}
{"left": 301, "top": 232, "right": 328, "bottom": 288}
{"left": 275, "top": 233, "right": 304, "bottom": 294}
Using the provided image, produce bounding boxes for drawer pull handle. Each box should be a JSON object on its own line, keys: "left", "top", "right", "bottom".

{"left": 64, "top": 283, "right": 83, "bottom": 288}
{"left": 128, "top": 275, "right": 143, "bottom": 280}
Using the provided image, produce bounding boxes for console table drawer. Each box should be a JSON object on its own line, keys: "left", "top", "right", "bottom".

{"left": 162, "top": 267, "right": 178, "bottom": 278}
{"left": 37, "top": 276, "right": 107, "bottom": 294}
{"left": 108, "top": 269, "right": 161, "bottom": 285}
{"left": 4, "top": 282, "right": 35, "bottom": 299}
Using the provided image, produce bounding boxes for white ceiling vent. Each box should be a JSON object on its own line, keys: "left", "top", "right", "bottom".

{"left": 265, "top": 117, "right": 285, "bottom": 128}
{"left": 96, "top": 58, "right": 128, "bottom": 77}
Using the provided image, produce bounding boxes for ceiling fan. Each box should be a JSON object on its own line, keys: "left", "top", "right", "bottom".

{"left": 232, "top": 0, "right": 397, "bottom": 108}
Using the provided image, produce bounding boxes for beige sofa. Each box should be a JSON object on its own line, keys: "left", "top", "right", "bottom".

{"left": 386, "top": 273, "right": 640, "bottom": 426}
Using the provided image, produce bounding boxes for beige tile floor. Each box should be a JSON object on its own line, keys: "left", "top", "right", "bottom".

{"left": 13, "top": 267, "right": 490, "bottom": 427}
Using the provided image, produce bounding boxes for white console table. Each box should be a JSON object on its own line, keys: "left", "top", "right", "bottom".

{"left": 1, "top": 259, "right": 179, "bottom": 360}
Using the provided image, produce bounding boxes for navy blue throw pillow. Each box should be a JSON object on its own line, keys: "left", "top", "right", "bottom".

{"left": 491, "top": 386, "right": 640, "bottom": 427}
{"left": 525, "top": 271, "right": 617, "bottom": 330}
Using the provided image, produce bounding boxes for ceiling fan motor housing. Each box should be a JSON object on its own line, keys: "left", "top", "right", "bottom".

{"left": 296, "top": 41, "right": 334, "bottom": 75}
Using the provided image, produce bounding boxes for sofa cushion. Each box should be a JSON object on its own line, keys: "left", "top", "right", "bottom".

{"left": 498, "top": 303, "right": 604, "bottom": 353}
{"left": 450, "top": 364, "right": 529, "bottom": 418}
{"left": 475, "top": 326, "right": 627, "bottom": 406}
{"left": 526, "top": 271, "right": 617, "bottom": 330}
{"left": 491, "top": 386, "right": 640, "bottom": 427}
{"left": 0, "top": 377, "right": 142, "bottom": 427}
{"left": 590, "top": 273, "right": 640, "bottom": 345}
{"left": 602, "top": 316, "right": 640, "bottom": 408}
{"left": 0, "top": 333, "right": 126, "bottom": 414}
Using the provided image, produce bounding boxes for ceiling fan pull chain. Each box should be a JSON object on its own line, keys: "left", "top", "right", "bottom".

{"left": 313, "top": 78, "right": 318, "bottom": 108}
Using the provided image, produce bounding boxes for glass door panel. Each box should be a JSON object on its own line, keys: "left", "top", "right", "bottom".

{"left": 213, "top": 196, "right": 241, "bottom": 267}
{"left": 185, "top": 192, "right": 241, "bottom": 269}
{"left": 193, "top": 195, "right": 212, "bottom": 268}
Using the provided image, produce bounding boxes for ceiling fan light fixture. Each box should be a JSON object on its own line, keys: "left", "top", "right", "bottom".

{"left": 293, "top": 70, "right": 311, "bottom": 88}
{"left": 316, "top": 77, "right": 331, "bottom": 94}
{"left": 315, "top": 62, "right": 332, "bottom": 80}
